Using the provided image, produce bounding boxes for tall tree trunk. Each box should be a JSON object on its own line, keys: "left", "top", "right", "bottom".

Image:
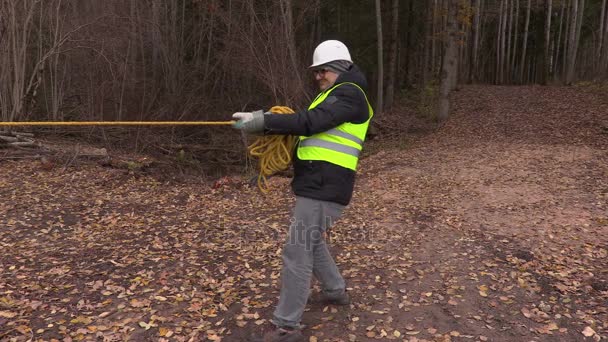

{"left": 603, "top": 1, "right": 608, "bottom": 74}
{"left": 598, "top": 0, "right": 606, "bottom": 69}
{"left": 438, "top": 0, "right": 458, "bottom": 122}
{"left": 471, "top": 0, "right": 481, "bottom": 83}
{"left": 573, "top": 0, "right": 585, "bottom": 79}
{"left": 424, "top": 1, "right": 433, "bottom": 84}
{"left": 497, "top": 0, "right": 504, "bottom": 84}
{"left": 563, "top": 0, "right": 571, "bottom": 79}
{"left": 279, "top": 0, "right": 305, "bottom": 104}
{"left": 519, "top": 0, "right": 531, "bottom": 83}
{"left": 543, "top": 0, "right": 553, "bottom": 84}
{"left": 566, "top": 0, "right": 579, "bottom": 84}
{"left": 432, "top": 0, "right": 438, "bottom": 76}
{"left": 507, "top": 0, "right": 514, "bottom": 83}
{"left": 406, "top": 0, "right": 415, "bottom": 85}
{"left": 512, "top": 0, "right": 520, "bottom": 80}
{"left": 458, "top": 16, "right": 466, "bottom": 84}
{"left": 555, "top": 1, "right": 565, "bottom": 79}
{"left": 501, "top": 0, "right": 508, "bottom": 83}
{"left": 375, "top": 0, "right": 384, "bottom": 114}
{"left": 509, "top": 0, "right": 519, "bottom": 83}
{"left": 385, "top": 0, "right": 399, "bottom": 108}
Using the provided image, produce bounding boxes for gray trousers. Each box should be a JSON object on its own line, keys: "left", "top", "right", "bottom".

{"left": 272, "top": 196, "right": 346, "bottom": 328}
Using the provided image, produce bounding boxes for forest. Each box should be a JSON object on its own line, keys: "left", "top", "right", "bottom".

{"left": 1, "top": 0, "right": 606, "bottom": 127}
{"left": 0, "top": 1, "right": 607, "bottom": 341}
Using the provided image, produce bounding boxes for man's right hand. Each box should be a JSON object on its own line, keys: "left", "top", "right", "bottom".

{"left": 232, "top": 110, "right": 265, "bottom": 134}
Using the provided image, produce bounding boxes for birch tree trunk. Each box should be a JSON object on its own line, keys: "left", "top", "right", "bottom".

{"left": 385, "top": 0, "right": 399, "bottom": 109}
{"left": 543, "top": 0, "right": 553, "bottom": 84}
{"left": 519, "top": 0, "right": 531, "bottom": 83}
{"left": 438, "top": 0, "right": 458, "bottom": 122}
{"left": 375, "top": 0, "right": 384, "bottom": 114}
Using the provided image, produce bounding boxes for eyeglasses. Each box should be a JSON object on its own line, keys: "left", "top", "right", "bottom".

{"left": 313, "top": 68, "right": 329, "bottom": 77}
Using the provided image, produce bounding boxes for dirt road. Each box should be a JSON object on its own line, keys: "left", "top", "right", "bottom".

{"left": 1, "top": 85, "right": 606, "bottom": 341}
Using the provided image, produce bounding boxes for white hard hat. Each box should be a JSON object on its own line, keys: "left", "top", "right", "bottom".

{"left": 310, "top": 40, "right": 352, "bottom": 68}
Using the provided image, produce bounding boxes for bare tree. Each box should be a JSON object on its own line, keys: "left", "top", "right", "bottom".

{"left": 0, "top": 1, "right": 37, "bottom": 121}
{"left": 0, "top": 1, "right": 97, "bottom": 122}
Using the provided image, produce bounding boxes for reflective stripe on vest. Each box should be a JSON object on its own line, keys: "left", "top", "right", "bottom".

{"left": 297, "top": 82, "right": 373, "bottom": 170}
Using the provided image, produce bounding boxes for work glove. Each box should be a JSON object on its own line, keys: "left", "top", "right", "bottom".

{"left": 232, "top": 110, "right": 265, "bottom": 134}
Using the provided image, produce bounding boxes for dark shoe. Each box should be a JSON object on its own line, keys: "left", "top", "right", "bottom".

{"left": 308, "top": 291, "right": 350, "bottom": 306}
{"left": 249, "top": 326, "right": 304, "bottom": 342}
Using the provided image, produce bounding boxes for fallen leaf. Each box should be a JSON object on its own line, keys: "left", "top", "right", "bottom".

{"left": 70, "top": 316, "right": 92, "bottom": 325}
{"left": 478, "top": 285, "right": 489, "bottom": 297}
{"left": 16, "top": 325, "right": 31, "bottom": 335}
{"left": 582, "top": 326, "right": 596, "bottom": 337}
{"left": 139, "top": 321, "right": 155, "bottom": 330}
{"left": 0, "top": 311, "right": 17, "bottom": 318}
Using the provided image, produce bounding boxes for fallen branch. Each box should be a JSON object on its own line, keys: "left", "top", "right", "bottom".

{"left": 14, "top": 132, "right": 35, "bottom": 138}
{"left": 9, "top": 141, "right": 39, "bottom": 147}
{"left": 0, "top": 131, "right": 38, "bottom": 148}
{"left": 0, "top": 155, "right": 43, "bottom": 161}
{"left": 166, "top": 143, "right": 239, "bottom": 154}
{"left": 0, "top": 135, "right": 19, "bottom": 143}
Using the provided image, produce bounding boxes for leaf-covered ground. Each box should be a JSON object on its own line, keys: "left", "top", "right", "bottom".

{"left": 1, "top": 85, "right": 607, "bottom": 341}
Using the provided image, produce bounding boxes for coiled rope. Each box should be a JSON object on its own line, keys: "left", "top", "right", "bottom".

{"left": 247, "top": 106, "right": 297, "bottom": 192}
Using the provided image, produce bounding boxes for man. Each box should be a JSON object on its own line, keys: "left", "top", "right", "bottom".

{"left": 232, "top": 40, "right": 373, "bottom": 342}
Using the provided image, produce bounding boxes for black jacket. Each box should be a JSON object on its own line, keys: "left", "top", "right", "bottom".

{"left": 264, "top": 64, "right": 371, "bottom": 205}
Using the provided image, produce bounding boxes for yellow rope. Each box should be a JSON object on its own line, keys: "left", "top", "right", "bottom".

{"left": 0, "top": 121, "right": 234, "bottom": 126}
{"left": 247, "top": 106, "right": 297, "bottom": 192}
{"left": 0, "top": 115, "right": 296, "bottom": 193}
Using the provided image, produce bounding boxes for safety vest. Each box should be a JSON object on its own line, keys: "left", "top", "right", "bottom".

{"left": 297, "top": 82, "right": 373, "bottom": 170}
